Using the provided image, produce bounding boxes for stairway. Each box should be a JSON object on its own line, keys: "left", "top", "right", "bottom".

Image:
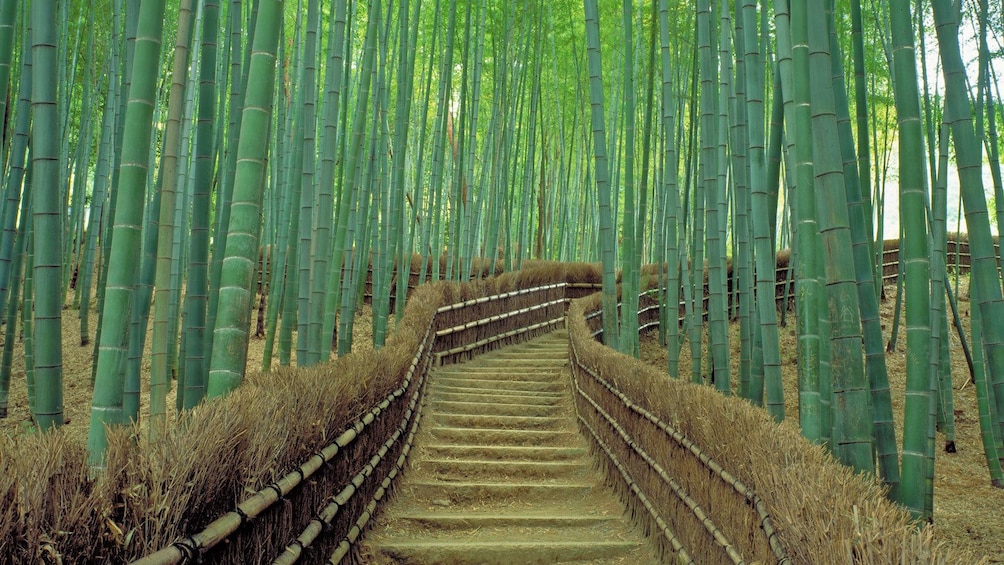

{"left": 358, "top": 330, "right": 660, "bottom": 564}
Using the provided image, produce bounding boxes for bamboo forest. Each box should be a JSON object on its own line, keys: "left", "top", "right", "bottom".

{"left": 1, "top": 0, "right": 1004, "bottom": 562}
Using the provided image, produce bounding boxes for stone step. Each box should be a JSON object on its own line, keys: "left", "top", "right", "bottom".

{"left": 386, "top": 512, "right": 615, "bottom": 530}
{"left": 429, "top": 389, "right": 564, "bottom": 406}
{"left": 372, "top": 540, "right": 643, "bottom": 565}
{"left": 506, "top": 344, "right": 567, "bottom": 351}
{"left": 423, "top": 444, "right": 587, "bottom": 461}
{"left": 479, "top": 351, "right": 568, "bottom": 361}
{"left": 429, "top": 399, "right": 562, "bottom": 417}
{"left": 421, "top": 458, "right": 588, "bottom": 480}
{"left": 432, "top": 413, "right": 568, "bottom": 431}
{"left": 435, "top": 368, "right": 562, "bottom": 381}
{"left": 401, "top": 480, "right": 598, "bottom": 505}
{"left": 434, "top": 377, "right": 563, "bottom": 393}
{"left": 426, "top": 426, "right": 581, "bottom": 447}
{"left": 459, "top": 358, "right": 567, "bottom": 368}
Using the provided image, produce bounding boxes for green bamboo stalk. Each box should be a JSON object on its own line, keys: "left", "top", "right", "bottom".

{"left": 373, "top": 0, "right": 411, "bottom": 344}
{"left": 420, "top": 0, "right": 457, "bottom": 284}
{"left": 932, "top": 0, "right": 1004, "bottom": 486}
{"left": 66, "top": 36, "right": 96, "bottom": 310}
{"left": 261, "top": 62, "right": 293, "bottom": 371}
{"left": 54, "top": 1, "right": 72, "bottom": 291}
{"left": 0, "top": 0, "right": 15, "bottom": 161}
{"left": 684, "top": 53, "right": 704, "bottom": 385}
{"left": 30, "top": 0, "right": 65, "bottom": 432}
{"left": 780, "top": 0, "right": 823, "bottom": 442}
{"left": 309, "top": 0, "right": 348, "bottom": 362}
{"left": 279, "top": 29, "right": 305, "bottom": 366}
{"left": 335, "top": 0, "right": 381, "bottom": 357}
{"left": 742, "top": 0, "right": 783, "bottom": 419}
{"left": 23, "top": 206, "right": 34, "bottom": 417}
{"left": 931, "top": 123, "right": 956, "bottom": 452}
{"left": 977, "top": 0, "right": 1004, "bottom": 241}
{"left": 850, "top": 2, "right": 874, "bottom": 277}
{"left": 617, "top": 0, "right": 638, "bottom": 357}
{"left": 0, "top": 154, "right": 31, "bottom": 419}
{"left": 380, "top": 0, "right": 421, "bottom": 343}
{"left": 445, "top": 0, "right": 473, "bottom": 282}
{"left": 806, "top": 0, "right": 873, "bottom": 471}
{"left": 0, "top": 24, "right": 30, "bottom": 342}
{"left": 169, "top": 103, "right": 194, "bottom": 408}
{"left": 295, "top": 0, "right": 319, "bottom": 366}
{"left": 583, "top": 0, "right": 619, "bottom": 351}
{"left": 634, "top": 2, "right": 656, "bottom": 352}
{"left": 87, "top": 0, "right": 167, "bottom": 464}
{"left": 182, "top": 0, "right": 219, "bottom": 408}
{"left": 90, "top": 0, "right": 138, "bottom": 383}
{"left": 149, "top": 0, "right": 195, "bottom": 435}
{"left": 206, "top": 0, "right": 255, "bottom": 370}
{"left": 79, "top": 28, "right": 117, "bottom": 347}
{"left": 889, "top": 0, "right": 933, "bottom": 517}
{"left": 699, "top": 0, "right": 728, "bottom": 393}
{"left": 969, "top": 279, "right": 1004, "bottom": 487}
{"left": 275, "top": 3, "right": 304, "bottom": 365}
{"left": 658, "top": 0, "right": 682, "bottom": 378}
{"left": 731, "top": 0, "right": 754, "bottom": 400}
{"left": 206, "top": 0, "right": 284, "bottom": 398}
{"left": 828, "top": 0, "right": 899, "bottom": 494}
{"left": 63, "top": 20, "right": 96, "bottom": 307}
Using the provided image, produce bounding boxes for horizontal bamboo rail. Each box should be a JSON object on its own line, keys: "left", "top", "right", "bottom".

{"left": 578, "top": 417, "right": 695, "bottom": 564}
{"left": 351, "top": 235, "right": 993, "bottom": 306}
{"left": 568, "top": 332, "right": 790, "bottom": 564}
{"left": 575, "top": 385, "right": 743, "bottom": 564}
{"left": 273, "top": 331, "right": 434, "bottom": 564}
{"left": 432, "top": 283, "right": 567, "bottom": 365}
{"left": 435, "top": 317, "right": 565, "bottom": 364}
{"left": 572, "top": 347, "right": 788, "bottom": 562}
{"left": 435, "top": 298, "right": 566, "bottom": 337}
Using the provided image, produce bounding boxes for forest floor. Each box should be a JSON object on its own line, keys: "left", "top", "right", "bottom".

{"left": 639, "top": 276, "right": 1004, "bottom": 562}
{"left": 0, "top": 306, "right": 378, "bottom": 448}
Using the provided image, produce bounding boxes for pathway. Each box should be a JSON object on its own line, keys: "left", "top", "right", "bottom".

{"left": 358, "top": 330, "right": 660, "bottom": 564}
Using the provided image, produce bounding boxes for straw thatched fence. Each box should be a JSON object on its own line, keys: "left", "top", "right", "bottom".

{"left": 567, "top": 286, "right": 953, "bottom": 563}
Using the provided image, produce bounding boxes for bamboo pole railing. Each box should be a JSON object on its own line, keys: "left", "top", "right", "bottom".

{"left": 568, "top": 323, "right": 790, "bottom": 565}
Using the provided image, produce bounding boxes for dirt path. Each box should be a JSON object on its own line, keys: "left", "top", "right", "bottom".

{"left": 358, "top": 330, "right": 660, "bottom": 564}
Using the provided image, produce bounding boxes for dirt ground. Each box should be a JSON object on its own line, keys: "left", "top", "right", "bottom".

{"left": 639, "top": 277, "right": 1004, "bottom": 562}
{"left": 0, "top": 306, "right": 377, "bottom": 447}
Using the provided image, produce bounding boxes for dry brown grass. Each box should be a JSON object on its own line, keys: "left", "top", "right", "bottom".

{"left": 638, "top": 275, "right": 1004, "bottom": 562}
{"left": 569, "top": 290, "right": 981, "bottom": 564}
{"left": 0, "top": 285, "right": 435, "bottom": 563}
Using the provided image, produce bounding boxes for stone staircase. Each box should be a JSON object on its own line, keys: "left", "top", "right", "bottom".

{"left": 358, "top": 331, "right": 660, "bottom": 564}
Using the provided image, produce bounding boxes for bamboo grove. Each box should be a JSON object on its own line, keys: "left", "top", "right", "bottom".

{"left": 0, "top": 0, "right": 1002, "bottom": 525}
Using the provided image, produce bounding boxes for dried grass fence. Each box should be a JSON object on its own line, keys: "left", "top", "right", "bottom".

{"left": 568, "top": 290, "right": 957, "bottom": 564}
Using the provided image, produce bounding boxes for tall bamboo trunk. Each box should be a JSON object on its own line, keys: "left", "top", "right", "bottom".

{"left": 87, "top": 0, "right": 167, "bottom": 464}
{"left": 206, "top": 0, "right": 284, "bottom": 398}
